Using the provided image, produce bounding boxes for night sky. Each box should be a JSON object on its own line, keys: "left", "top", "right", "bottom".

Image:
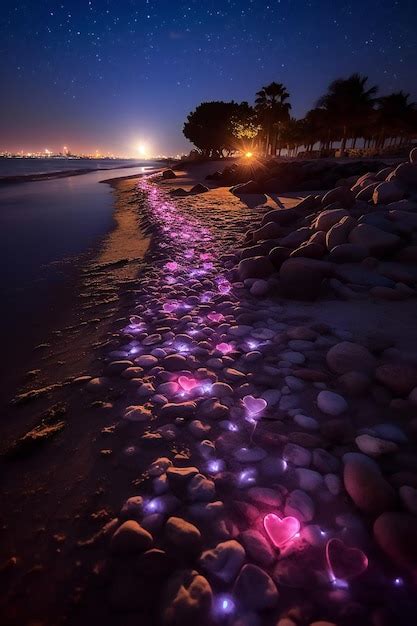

{"left": 1, "top": 0, "right": 416, "bottom": 156}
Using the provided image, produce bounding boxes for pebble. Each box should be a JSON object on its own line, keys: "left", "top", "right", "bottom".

{"left": 234, "top": 446, "right": 267, "bottom": 462}
{"left": 199, "top": 540, "right": 245, "bottom": 583}
{"left": 355, "top": 434, "right": 399, "bottom": 457}
{"left": 161, "top": 569, "right": 212, "bottom": 625}
{"left": 111, "top": 520, "right": 153, "bottom": 554}
{"left": 239, "top": 529, "right": 276, "bottom": 567}
{"left": 233, "top": 564, "right": 279, "bottom": 610}
{"left": 283, "top": 443, "right": 311, "bottom": 467}
{"left": 285, "top": 489, "right": 315, "bottom": 522}
{"left": 343, "top": 452, "right": 396, "bottom": 514}
{"left": 165, "top": 516, "right": 202, "bottom": 557}
{"left": 317, "top": 390, "right": 348, "bottom": 415}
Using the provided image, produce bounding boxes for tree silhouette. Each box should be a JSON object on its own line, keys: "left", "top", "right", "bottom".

{"left": 255, "top": 82, "right": 291, "bottom": 155}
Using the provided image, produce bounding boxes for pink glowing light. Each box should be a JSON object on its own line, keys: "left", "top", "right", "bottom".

{"left": 325, "top": 538, "right": 368, "bottom": 582}
{"left": 216, "top": 342, "right": 234, "bottom": 354}
{"left": 243, "top": 395, "right": 267, "bottom": 415}
{"left": 263, "top": 513, "right": 301, "bottom": 548}
{"left": 200, "top": 253, "right": 213, "bottom": 261}
{"left": 163, "top": 301, "right": 178, "bottom": 313}
{"left": 207, "top": 312, "right": 224, "bottom": 323}
{"left": 178, "top": 376, "right": 198, "bottom": 392}
{"left": 218, "top": 280, "right": 231, "bottom": 294}
{"left": 165, "top": 261, "right": 178, "bottom": 272}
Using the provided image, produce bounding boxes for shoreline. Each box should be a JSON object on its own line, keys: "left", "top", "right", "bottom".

{"left": 0, "top": 160, "right": 170, "bottom": 186}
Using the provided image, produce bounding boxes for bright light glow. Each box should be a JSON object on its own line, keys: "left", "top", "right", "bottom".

{"left": 137, "top": 143, "right": 148, "bottom": 156}
{"left": 245, "top": 151, "right": 253, "bottom": 158}
{"left": 213, "top": 594, "right": 235, "bottom": 617}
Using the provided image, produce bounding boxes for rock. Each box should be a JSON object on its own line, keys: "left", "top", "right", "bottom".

{"left": 248, "top": 487, "right": 282, "bottom": 507}
{"left": 120, "top": 496, "right": 144, "bottom": 520}
{"left": 250, "top": 279, "right": 269, "bottom": 297}
{"left": 338, "top": 371, "right": 371, "bottom": 396}
{"left": 375, "top": 363, "right": 417, "bottom": 396}
{"left": 280, "top": 227, "right": 311, "bottom": 248}
{"left": 233, "top": 564, "right": 279, "bottom": 610}
{"left": 279, "top": 258, "right": 333, "bottom": 300}
{"left": 252, "top": 221, "right": 282, "bottom": 242}
{"left": 328, "top": 243, "right": 368, "bottom": 263}
{"left": 372, "top": 181, "right": 405, "bottom": 204}
{"left": 111, "top": 521, "right": 153, "bottom": 554}
{"left": 410, "top": 147, "right": 417, "bottom": 164}
{"left": 315, "top": 208, "right": 350, "bottom": 231}
{"left": 392, "top": 162, "right": 417, "bottom": 186}
{"left": 399, "top": 485, "right": 417, "bottom": 515}
{"left": 290, "top": 242, "right": 325, "bottom": 259}
{"left": 343, "top": 453, "right": 396, "bottom": 514}
{"left": 171, "top": 187, "right": 188, "bottom": 197}
{"left": 374, "top": 512, "right": 417, "bottom": 573}
{"left": 231, "top": 180, "right": 260, "bottom": 195}
{"left": 161, "top": 569, "right": 212, "bottom": 625}
{"left": 317, "top": 390, "right": 347, "bottom": 415}
{"left": 239, "top": 530, "right": 275, "bottom": 567}
{"left": 294, "top": 468, "right": 323, "bottom": 492}
{"left": 348, "top": 224, "right": 401, "bottom": 256}
{"left": 326, "top": 341, "right": 376, "bottom": 374}
{"left": 238, "top": 256, "right": 275, "bottom": 280}
{"left": 190, "top": 183, "right": 209, "bottom": 194}
{"left": 285, "top": 489, "right": 314, "bottom": 522}
{"left": 283, "top": 443, "right": 311, "bottom": 467}
{"left": 167, "top": 466, "right": 200, "bottom": 494}
{"left": 322, "top": 186, "right": 355, "bottom": 208}
{"left": 269, "top": 246, "right": 291, "bottom": 268}
{"left": 165, "top": 517, "right": 202, "bottom": 557}
{"left": 199, "top": 540, "right": 245, "bottom": 583}
{"left": 162, "top": 168, "right": 177, "bottom": 179}
{"left": 355, "top": 434, "right": 398, "bottom": 457}
{"left": 234, "top": 446, "right": 267, "bottom": 462}
{"left": 188, "top": 474, "right": 216, "bottom": 502}
{"left": 326, "top": 216, "right": 356, "bottom": 250}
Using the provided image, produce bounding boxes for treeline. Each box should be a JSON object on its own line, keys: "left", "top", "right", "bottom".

{"left": 182, "top": 74, "right": 417, "bottom": 158}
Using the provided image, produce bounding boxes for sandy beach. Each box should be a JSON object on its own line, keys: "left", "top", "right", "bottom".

{"left": 1, "top": 158, "right": 417, "bottom": 626}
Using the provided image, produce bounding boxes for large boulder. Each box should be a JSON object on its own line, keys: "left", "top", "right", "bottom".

{"left": 372, "top": 181, "right": 405, "bottom": 205}
{"left": 326, "top": 216, "right": 356, "bottom": 250}
{"left": 326, "top": 342, "right": 376, "bottom": 375}
{"left": 279, "top": 227, "right": 311, "bottom": 248}
{"left": 252, "top": 221, "right": 282, "bottom": 242}
{"left": 162, "top": 169, "right": 177, "bottom": 179}
{"left": 111, "top": 521, "right": 153, "bottom": 554}
{"left": 279, "top": 258, "right": 333, "bottom": 300}
{"left": 328, "top": 243, "right": 368, "bottom": 263}
{"left": 343, "top": 453, "right": 396, "bottom": 515}
{"left": 390, "top": 162, "right": 417, "bottom": 187}
{"left": 348, "top": 224, "right": 401, "bottom": 256}
{"left": 261, "top": 208, "right": 299, "bottom": 226}
{"left": 375, "top": 362, "right": 417, "bottom": 396}
{"left": 238, "top": 256, "right": 275, "bottom": 280}
{"left": 374, "top": 513, "right": 417, "bottom": 574}
{"left": 315, "top": 209, "right": 350, "bottom": 232}
{"left": 321, "top": 186, "right": 355, "bottom": 208}
{"left": 231, "top": 180, "right": 260, "bottom": 195}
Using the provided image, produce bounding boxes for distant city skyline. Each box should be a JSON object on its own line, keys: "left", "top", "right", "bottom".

{"left": 1, "top": 0, "right": 416, "bottom": 155}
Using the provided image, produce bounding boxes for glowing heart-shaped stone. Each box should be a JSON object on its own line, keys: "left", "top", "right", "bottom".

{"left": 218, "top": 281, "right": 231, "bottom": 294}
{"left": 264, "top": 513, "right": 300, "bottom": 548}
{"left": 216, "top": 342, "right": 234, "bottom": 354}
{"left": 165, "top": 261, "right": 178, "bottom": 272}
{"left": 163, "top": 301, "right": 178, "bottom": 313}
{"left": 207, "top": 312, "right": 224, "bottom": 323}
{"left": 325, "top": 538, "right": 368, "bottom": 581}
{"left": 178, "top": 376, "right": 198, "bottom": 393}
{"left": 243, "top": 395, "right": 267, "bottom": 415}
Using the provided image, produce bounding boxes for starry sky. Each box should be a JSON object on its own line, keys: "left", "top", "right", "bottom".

{"left": 1, "top": 0, "right": 416, "bottom": 156}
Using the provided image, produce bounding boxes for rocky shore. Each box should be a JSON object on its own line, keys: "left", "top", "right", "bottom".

{"left": 1, "top": 155, "right": 417, "bottom": 626}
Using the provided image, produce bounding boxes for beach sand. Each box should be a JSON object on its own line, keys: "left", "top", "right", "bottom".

{"left": 1, "top": 159, "right": 417, "bottom": 625}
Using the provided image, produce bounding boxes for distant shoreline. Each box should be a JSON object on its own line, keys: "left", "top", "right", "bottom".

{"left": 0, "top": 159, "right": 172, "bottom": 185}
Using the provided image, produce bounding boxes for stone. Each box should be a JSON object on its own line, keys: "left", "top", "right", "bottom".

{"left": 375, "top": 363, "right": 417, "bottom": 396}
{"left": 372, "top": 181, "right": 405, "bottom": 204}
{"left": 199, "top": 540, "right": 245, "bottom": 583}
{"left": 343, "top": 453, "right": 396, "bottom": 514}
{"left": 328, "top": 243, "right": 368, "bottom": 263}
{"left": 326, "top": 342, "right": 376, "bottom": 375}
{"left": 279, "top": 258, "right": 333, "bottom": 300}
{"left": 321, "top": 186, "right": 355, "bottom": 208}
{"left": 233, "top": 564, "right": 279, "bottom": 610}
{"left": 250, "top": 279, "right": 269, "bottom": 297}
{"left": 315, "top": 208, "right": 350, "bottom": 231}
{"left": 284, "top": 489, "right": 315, "bottom": 522}
{"left": 399, "top": 485, "right": 417, "bottom": 515}
{"left": 165, "top": 517, "right": 202, "bottom": 557}
{"left": 283, "top": 443, "right": 311, "bottom": 467}
{"left": 123, "top": 404, "right": 152, "bottom": 422}
{"left": 317, "top": 390, "right": 347, "bottom": 415}
{"left": 120, "top": 496, "right": 144, "bottom": 520}
{"left": 238, "top": 256, "right": 275, "bottom": 281}
{"left": 247, "top": 487, "right": 282, "bottom": 507}
{"left": 355, "top": 434, "right": 398, "bottom": 457}
{"left": 374, "top": 512, "right": 417, "bottom": 573}
{"left": 162, "top": 168, "right": 177, "bottom": 179}
{"left": 234, "top": 446, "right": 267, "bottom": 462}
{"left": 167, "top": 466, "right": 199, "bottom": 493}
{"left": 188, "top": 474, "right": 216, "bottom": 502}
{"left": 348, "top": 224, "right": 401, "bottom": 256}
{"left": 392, "top": 162, "right": 417, "bottom": 186}
{"left": 111, "top": 521, "right": 153, "bottom": 554}
{"left": 161, "top": 569, "right": 212, "bottom": 625}
{"left": 252, "top": 221, "right": 282, "bottom": 242}
{"left": 338, "top": 371, "right": 371, "bottom": 396}
{"left": 239, "top": 530, "right": 275, "bottom": 567}
{"left": 294, "top": 468, "right": 323, "bottom": 492}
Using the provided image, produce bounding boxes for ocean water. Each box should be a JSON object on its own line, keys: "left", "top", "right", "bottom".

{"left": 0, "top": 157, "right": 153, "bottom": 178}
{"left": 0, "top": 161, "right": 160, "bottom": 356}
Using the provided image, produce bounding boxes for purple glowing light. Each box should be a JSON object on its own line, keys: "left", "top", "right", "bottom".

{"left": 218, "top": 280, "right": 231, "bottom": 294}
{"left": 207, "top": 311, "right": 224, "bottom": 323}
{"left": 242, "top": 395, "right": 267, "bottom": 415}
{"left": 238, "top": 467, "right": 257, "bottom": 486}
{"left": 213, "top": 594, "right": 235, "bottom": 618}
{"left": 178, "top": 375, "right": 198, "bottom": 392}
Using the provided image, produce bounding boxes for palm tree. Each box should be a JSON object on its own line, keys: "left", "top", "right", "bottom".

{"left": 375, "top": 91, "right": 417, "bottom": 149}
{"left": 255, "top": 82, "right": 291, "bottom": 155}
{"left": 316, "top": 73, "right": 378, "bottom": 155}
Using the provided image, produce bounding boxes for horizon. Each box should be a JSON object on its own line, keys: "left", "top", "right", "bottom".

{"left": 1, "top": 0, "right": 416, "bottom": 156}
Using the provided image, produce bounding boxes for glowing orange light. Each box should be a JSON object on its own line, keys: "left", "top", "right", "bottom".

{"left": 245, "top": 151, "right": 253, "bottom": 158}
